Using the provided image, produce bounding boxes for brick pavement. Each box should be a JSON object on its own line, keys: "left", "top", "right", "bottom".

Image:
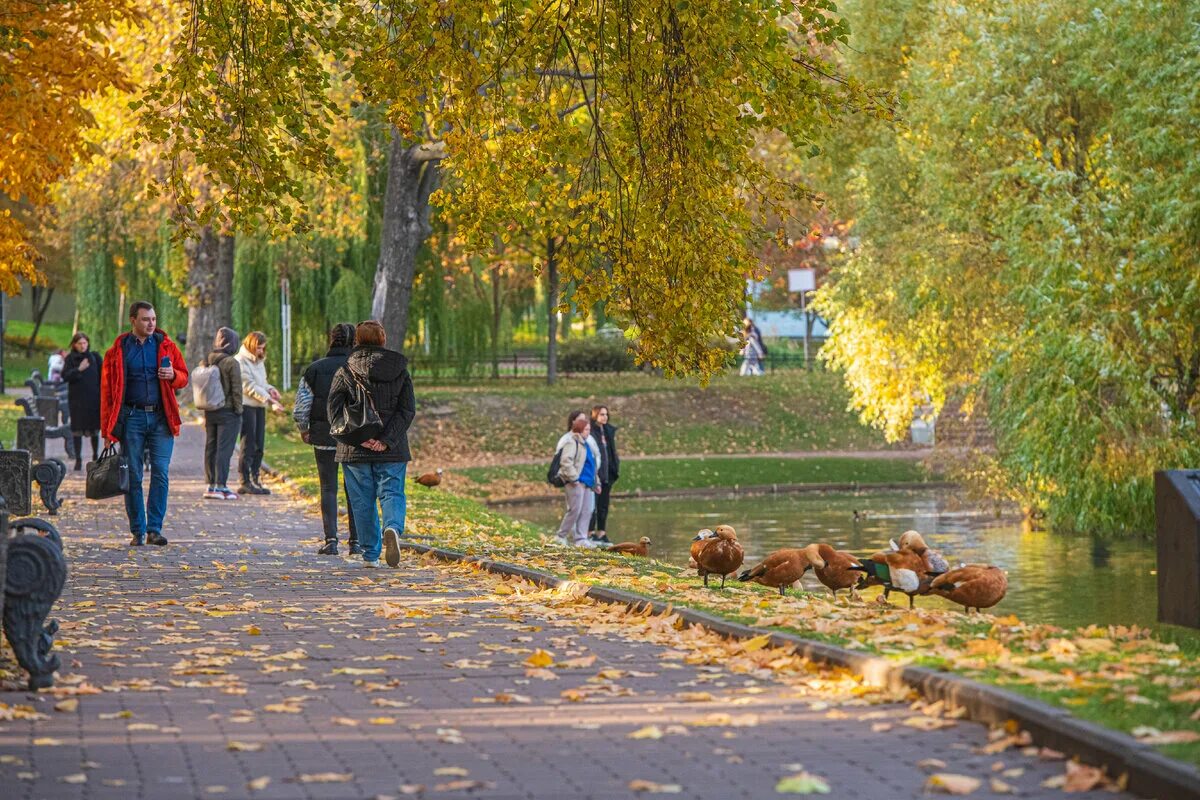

{"left": 0, "top": 423, "right": 1137, "bottom": 799}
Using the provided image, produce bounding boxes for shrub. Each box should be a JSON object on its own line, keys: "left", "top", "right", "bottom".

{"left": 559, "top": 336, "right": 635, "bottom": 373}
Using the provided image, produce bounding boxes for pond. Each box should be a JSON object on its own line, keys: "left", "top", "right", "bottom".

{"left": 496, "top": 489, "right": 1158, "bottom": 631}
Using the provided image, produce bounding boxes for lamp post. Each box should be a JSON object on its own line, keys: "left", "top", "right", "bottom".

{"left": 787, "top": 268, "right": 816, "bottom": 370}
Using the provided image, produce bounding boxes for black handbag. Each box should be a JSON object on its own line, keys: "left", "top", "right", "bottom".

{"left": 86, "top": 444, "right": 129, "bottom": 500}
{"left": 329, "top": 372, "right": 383, "bottom": 446}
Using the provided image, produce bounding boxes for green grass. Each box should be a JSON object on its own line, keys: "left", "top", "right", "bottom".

{"left": 263, "top": 425, "right": 1200, "bottom": 769}
{"left": 415, "top": 370, "right": 903, "bottom": 462}
{"left": 4, "top": 320, "right": 75, "bottom": 349}
{"left": 0, "top": 399, "right": 22, "bottom": 446}
{"left": 456, "top": 455, "right": 934, "bottom": 497}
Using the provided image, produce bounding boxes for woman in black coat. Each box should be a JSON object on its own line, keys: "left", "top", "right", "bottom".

{"left": 587, "top": 404, "right": 620, "bottom": 544}
{"left": 61, "top": 331, "right": 103, "bottom": 470}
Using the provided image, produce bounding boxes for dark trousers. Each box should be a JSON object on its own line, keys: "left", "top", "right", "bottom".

{"left": 590, "top": 482, "right": 613, "bottom": 531}
{"left": 238, "top": 406, "right": 266, "bottom": 483}
{"left": 73, "top": 433, "right": 99, "bottom": 464}
{"left": 314, "top": 448, "right": 357, "bottom": 544}
{"left": 204, "top": 409, "right": 241, "bottom": 487}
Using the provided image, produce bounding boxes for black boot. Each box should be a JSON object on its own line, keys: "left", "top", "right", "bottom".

{"left": 348, "top": 540, "right": 363, "bottom": 555}
{"left": 251, "top": 474, "right": 271, "bottom": 495}
{"left": 317, "top": 539, "right": 338, "bottom": 556}
{"left": 74, "top": 459, "right": 83, "bottom": 472}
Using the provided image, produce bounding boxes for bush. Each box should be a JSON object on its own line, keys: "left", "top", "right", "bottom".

{"left": 559, "top": 336, "right": 635, "bottom": 373}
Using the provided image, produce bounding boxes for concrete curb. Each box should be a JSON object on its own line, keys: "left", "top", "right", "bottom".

{"left": 486, "top": 480, "right": 959, "bottom": 507}
{"left": 399, "top": 539, "right": 1200, "bottom": 800}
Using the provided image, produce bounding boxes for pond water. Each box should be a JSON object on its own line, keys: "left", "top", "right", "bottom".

{"left": 497, "top": 489, "right": 1158, "bottom": 631}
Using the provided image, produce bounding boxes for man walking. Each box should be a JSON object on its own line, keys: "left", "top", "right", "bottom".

{"left": 100, "top": 301, "right": 189, "bottom": 546}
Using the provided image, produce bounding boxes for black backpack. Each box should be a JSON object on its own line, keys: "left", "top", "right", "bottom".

{"left": 547, "top": 447, "right": 567, "bottom": 487}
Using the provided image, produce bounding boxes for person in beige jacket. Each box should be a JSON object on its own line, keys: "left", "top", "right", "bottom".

{"left": 235, "top": 330, "right": 283, "bottom": 495}
{"left": 553, "top": 410, "right": 602, "bottom": 548}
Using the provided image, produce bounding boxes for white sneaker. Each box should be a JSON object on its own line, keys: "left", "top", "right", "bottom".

{"left": 551, "top": 536, "right": 571, "bottom": 547}
{"left": 383, "top": 527, "right": 401, "bottom": 568}
{"left": 574, "top": 539, "right": 602, "bottom": 549}
{"left": 363, "top": 559, "right": 381, "bottom": 568}
{"left": 203, "top": 489, "right": 223, "bottom": 500}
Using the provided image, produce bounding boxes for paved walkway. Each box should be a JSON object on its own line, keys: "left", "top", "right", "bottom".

{"left": 1, "top": 424, "right": 1127, "bottom": 799}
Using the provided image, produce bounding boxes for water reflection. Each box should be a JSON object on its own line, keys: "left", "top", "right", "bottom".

{"left": 499, "top": 489, "right": 1158, "bottom": 630}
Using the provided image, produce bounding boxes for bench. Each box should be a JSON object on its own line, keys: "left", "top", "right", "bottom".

{"left": 0, "top": 494, "right": 66, "bottom": 690}
{"left": 0, "top": 445, "right": 66, "bottom": 516}
{"left": 16, "top": 370, "right": 74, "bottom": 461}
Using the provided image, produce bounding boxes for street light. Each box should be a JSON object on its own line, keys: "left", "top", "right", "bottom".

{"left": 787, "top": 268, "right": 816, "bottom": 370}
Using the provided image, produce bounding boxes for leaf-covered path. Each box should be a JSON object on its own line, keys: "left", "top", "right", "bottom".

{"left": 0, "top": 425, "right": 1131, "bottom": 799}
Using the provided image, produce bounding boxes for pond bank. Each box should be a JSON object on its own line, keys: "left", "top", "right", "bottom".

{"left": 486, "top": 479, "right": 959, "bottom": 505}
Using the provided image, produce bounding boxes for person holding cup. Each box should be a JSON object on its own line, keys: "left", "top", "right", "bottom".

{"left": 235, "top": 330, "right": 284, "bottom": 496}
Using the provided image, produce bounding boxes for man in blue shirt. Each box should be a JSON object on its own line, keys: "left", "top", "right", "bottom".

{"left": 100, "top": 302, "right": 189, "bottom": 546}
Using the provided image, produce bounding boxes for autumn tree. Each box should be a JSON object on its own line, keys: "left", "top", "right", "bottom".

{"left": 143, "top": 0, "right": 881, "bottom": 376}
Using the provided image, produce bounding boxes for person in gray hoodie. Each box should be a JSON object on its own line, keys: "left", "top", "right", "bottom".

{"left": 202, "top": 327, "right": 243, "bottom": 499}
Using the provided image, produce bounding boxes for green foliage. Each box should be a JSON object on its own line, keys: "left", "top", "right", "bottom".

{"left": 816, "top": 0, "right": 1200, "bottom": 533}
{"left": 558, "top": 336, "right": 635, "bottom": 373}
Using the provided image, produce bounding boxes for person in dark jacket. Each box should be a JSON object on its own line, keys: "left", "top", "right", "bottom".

{"left": 61, "top": 331, "right": 103, "bottom": 471}
{"left": 294, "top": 323, "right": 359, "bottom": 556}
{"left": 587, "top": 404, "right": 620, "bottom": 544}
{"left": 202, "top": 327, "right": 244, "bottom": 500}
{"left": 328, "top": 320, "right": 416, "bottom": 568}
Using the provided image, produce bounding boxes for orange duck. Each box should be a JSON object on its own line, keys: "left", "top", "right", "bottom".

{"left": 812, "top": 544, "right": 864, "bottom": 600}
{"left": 852, "top": 548, "right": 933, "bottom": 608}
{"left": 927, "top": 565, "right": 1008, "bottom": 612}
{"left": 415, "top": 468, "right": 444, "bottom": 487}
{"left": 893, "top": 530, "right": 950, "bottom": 574}
{"left": 695, "top": 525, "right": 744, "bottom": 588}
{"left": 689, "top": 529, "right": 716, "bottom": 568}
{"left": 737, "top": 544, "right": 825, "bottom": 596}
{"left": 609, "top": 536, "right": 651, "bottom": 557}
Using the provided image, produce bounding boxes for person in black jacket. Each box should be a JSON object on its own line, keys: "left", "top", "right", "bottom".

{"left": 294, "top": 323, "right": 359, "bottom": 556}
{"left": 61, "top": 332, "right": 102, "bottom": 470}
{"left": 587, "top": 404, "right": 620, "bottom": 544}
{"left": 328, "top": 321, "right": 416, "bottom": 568}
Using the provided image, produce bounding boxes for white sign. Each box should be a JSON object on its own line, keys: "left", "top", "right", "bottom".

{"left": 787, "top": 268, "right": 815, "bottom": 293}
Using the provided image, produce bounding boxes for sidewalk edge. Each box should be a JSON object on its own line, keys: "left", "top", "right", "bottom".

{"left": 399, "top": 539, "right": 1200, "bottom": 800}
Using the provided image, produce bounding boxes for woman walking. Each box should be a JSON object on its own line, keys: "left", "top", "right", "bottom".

{"left": 328, "top": 321, "right": 415, "bottom": 568}
{"left": 553, "top": 410, "right": 602, "bottom": 548}
{"left": 739, "top": 317, "right": 766, "bottom": 376}
{"left": 588, "top": 405, "right": 620, "bottom": 544}
{"left": 235, "top": 330, "right": 283, "bottom": 495}
{"left": 294, "top": 323, "right": 359, "bottom": 556}
{"left": 61, "top": 332, "right": 102, "bottom": 471}
{"left": 201, "top": 327, "right": 243, "bottom": 500}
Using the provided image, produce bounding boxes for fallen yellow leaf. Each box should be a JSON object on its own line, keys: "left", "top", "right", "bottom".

{"left": 925, "top": 773, "right": 981, "bottom": 795}
{"left": 524, "top": 649, "right": 554, "bottom": 668}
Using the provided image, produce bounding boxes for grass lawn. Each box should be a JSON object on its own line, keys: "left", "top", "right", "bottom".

{"left": 0, "top": 399, "right": 22, "bottom": 446}
{"left": 413, "top": 370, "right": 908, "bottom": 466}
{"left": 455, "top": 455, "right": 935, "bottom": 499}
{"left": 263, "top": 426, "right": 1200, "bottom": 769}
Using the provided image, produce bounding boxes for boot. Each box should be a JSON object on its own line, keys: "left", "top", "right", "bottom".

{"left": 250, "top": 474, "right": 271, "bottom": 495}
{"left": 348, "top": 540, "right": 363, "bottom": 556}
{"left": 317, "top": 539, "right": 338, "bottom": 556}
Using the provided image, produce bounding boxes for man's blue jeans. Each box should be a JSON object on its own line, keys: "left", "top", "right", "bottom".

{"left": 121, "top": 409, "right": 175, "bottom": 537}
{"left": 342, "top": 462, "right": 407, "bottom": 562}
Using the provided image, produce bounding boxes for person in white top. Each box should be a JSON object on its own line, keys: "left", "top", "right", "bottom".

{"left": 553, "top": 410, "right": 603, "bottom": 548}
{"left": 234, "top": 330, "right": 283, "bottom": 495}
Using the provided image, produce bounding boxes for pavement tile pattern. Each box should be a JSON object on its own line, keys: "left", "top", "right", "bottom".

{"left": 0, "top": 425, "right": 1136, "bottom": 799}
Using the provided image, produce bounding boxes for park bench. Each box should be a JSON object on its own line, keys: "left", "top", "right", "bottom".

{"left": 17, "top": 370, "right": 75, "bottom": 462}
{"left": 0, "top": 494, "right": 67, "bottom": 690}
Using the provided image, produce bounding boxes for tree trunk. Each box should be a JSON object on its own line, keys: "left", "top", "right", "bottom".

{"left": 546, "top": 236, "right": 558, "bottom": 385}
{"left": 372, "top": 129, "right": 441, "bottom": 350}
{"left": 25, "top": 286, "right": 54, "bottom": 357}
{"left": 184, "top": 227, "right": 235, "bottom": 368}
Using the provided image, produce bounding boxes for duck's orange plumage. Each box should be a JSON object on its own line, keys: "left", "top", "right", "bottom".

{"left": 696, "top": 525, "right": 744, "bottom": 589}
{"left": 609, "top": 536, "right": 651, "bottom": 557}
{"left": 737, "top": 544, "right": 825, "bottom": 596}
{"left": 928, "top": 565, "right": 1007, "bottom": 612}
{"left": 812, "top": 543, "right": 863, "bottom": 598}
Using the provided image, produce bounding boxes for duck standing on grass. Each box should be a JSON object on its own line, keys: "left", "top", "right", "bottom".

{"left": 812, "top": 544, "right": 864, "bottom": 601}
{"left": 926, "top": 565, "right": 1008, "bottom": 612}
{"left": 609, "top": 536, "right": 650, "bottom": 557}
{"left": 851, "top": 548, "right": 937, "bottom": 609}
{"left": 738, "top": 544, "right": 826, "bottom": 596}
{"left": 416, "top": 468, "right": 444, "bottom": 487}
{"left": 695, "top": 525, "right": 744, "bottom": 588}
{"left": 689, "top": 529, "right": 716, "bottom": 568}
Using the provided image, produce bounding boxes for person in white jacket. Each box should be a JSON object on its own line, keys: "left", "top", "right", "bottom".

{"left": 235, "top": 330, "right": 283, "bottom": 495}
{"left": 553, "top": 410, "right": 603, "bottom": 548}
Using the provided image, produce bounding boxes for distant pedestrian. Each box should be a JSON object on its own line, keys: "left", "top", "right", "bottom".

{"left": 588, "top": 404, "right": 620, "bottom": 544}
{"left": 235, "top": 330, "right": 283, "bottom": 496}
{"left": 554, "top": 410, "right": 602, "bottom": 548}
{"left": 199, "top": 327, "right": 243, "bottom": 500}
{"left": 328, "top": 321, "right": 415, "bottom": 568}
{"left": 295, "top": 323, "right": 360, "bottom": 556}
{"left": 99, "top": 301, "right": 189, "bottom": 546}
{"left": 739, "top": 317, "right": 766, "bottom": 376}
{"left": 61, "top": 332, "right": 102, "bottom": 471}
